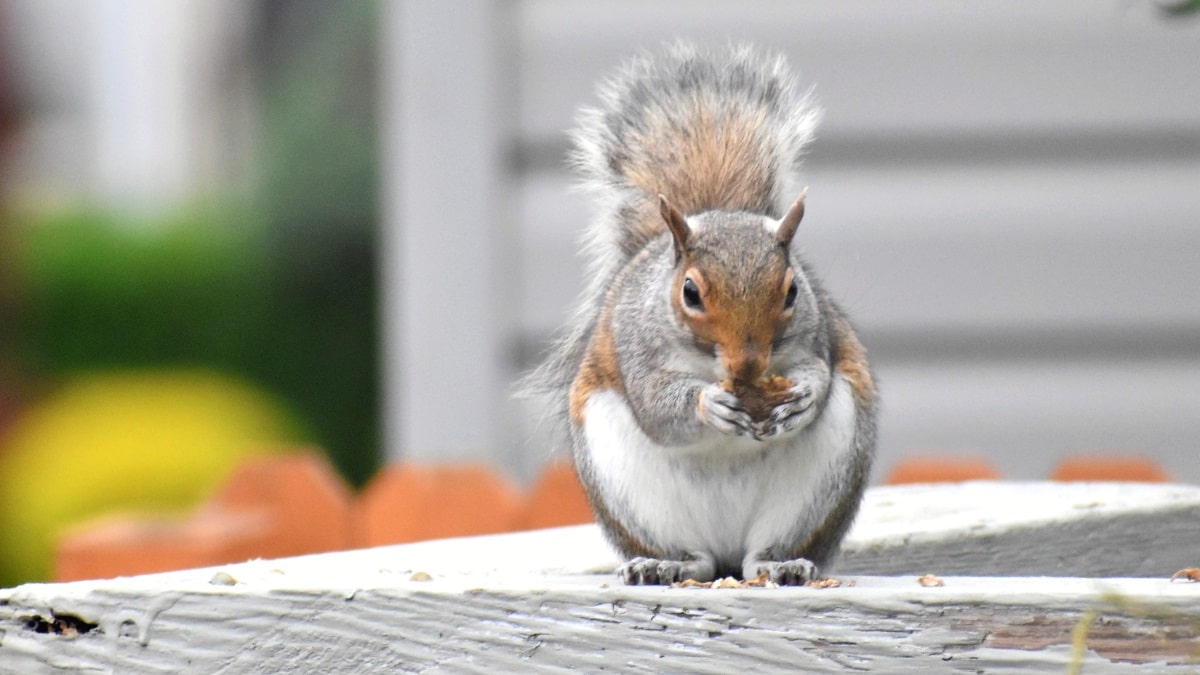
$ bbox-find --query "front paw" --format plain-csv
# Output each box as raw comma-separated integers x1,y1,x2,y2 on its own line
755,383,816,439
619,557,713,585
743,558,817,586
697,384,757,439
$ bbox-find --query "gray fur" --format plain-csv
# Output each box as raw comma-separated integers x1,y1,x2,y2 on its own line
521,44,821,412
608,216,830,445
572,42,821,268
520,44,875,584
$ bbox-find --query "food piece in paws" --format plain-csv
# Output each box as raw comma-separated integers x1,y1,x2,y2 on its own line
721,374,795,422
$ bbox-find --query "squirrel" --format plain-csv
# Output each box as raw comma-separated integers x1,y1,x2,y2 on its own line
523,43,877,586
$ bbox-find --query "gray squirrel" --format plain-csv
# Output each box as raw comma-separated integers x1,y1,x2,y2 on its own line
524,44,877,585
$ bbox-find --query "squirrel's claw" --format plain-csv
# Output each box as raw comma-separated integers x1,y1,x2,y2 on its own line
743,558,818,586
620,556,716,585
756,384,816,439
698,384,758,439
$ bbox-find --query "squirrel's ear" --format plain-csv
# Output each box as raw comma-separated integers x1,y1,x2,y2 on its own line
776,188,807,247
659,194,690,257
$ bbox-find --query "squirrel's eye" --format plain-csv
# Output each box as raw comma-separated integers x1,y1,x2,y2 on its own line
681,277,704,312
784,280,798,310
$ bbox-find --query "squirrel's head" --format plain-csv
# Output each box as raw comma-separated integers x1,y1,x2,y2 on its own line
660,191,812,385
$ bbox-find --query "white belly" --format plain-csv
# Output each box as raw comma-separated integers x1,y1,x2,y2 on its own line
581,376,858,568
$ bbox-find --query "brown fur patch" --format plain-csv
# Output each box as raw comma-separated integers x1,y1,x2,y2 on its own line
789,491,857,564
623,102,774,217
569,303,624,426
829,313,875,406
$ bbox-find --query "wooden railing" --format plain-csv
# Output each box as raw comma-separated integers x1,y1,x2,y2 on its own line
2,480,1198,671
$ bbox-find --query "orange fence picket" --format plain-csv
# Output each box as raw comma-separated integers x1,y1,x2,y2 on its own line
55,451,351,582
55,509,269,582
354,463,523,547
209,451,354,560
518,459,594,530
1050,454,1170,482
883,456,1001,485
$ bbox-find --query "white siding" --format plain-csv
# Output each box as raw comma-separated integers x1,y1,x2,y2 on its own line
484,1,1200,480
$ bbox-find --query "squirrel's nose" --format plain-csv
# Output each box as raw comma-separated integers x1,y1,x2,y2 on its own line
723,341,770,383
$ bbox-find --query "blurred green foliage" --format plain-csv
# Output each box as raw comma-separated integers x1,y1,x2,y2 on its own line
11,203,377,487
16,208,270,375
6,0,383,487
1159,0,1200,17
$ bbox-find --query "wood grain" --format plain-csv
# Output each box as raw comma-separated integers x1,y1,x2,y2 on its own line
3,482,1199,672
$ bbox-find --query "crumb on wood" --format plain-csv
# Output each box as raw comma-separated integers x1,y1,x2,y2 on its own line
804,578,846,589
209,571,238,586
670,574,780,589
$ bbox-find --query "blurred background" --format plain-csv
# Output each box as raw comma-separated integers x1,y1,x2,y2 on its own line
0,0,378,585
0,0,1197,586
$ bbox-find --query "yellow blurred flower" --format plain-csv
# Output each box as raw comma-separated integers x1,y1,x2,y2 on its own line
0,369,305,586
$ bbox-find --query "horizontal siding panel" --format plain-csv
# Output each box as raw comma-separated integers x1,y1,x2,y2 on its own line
515,1,1200,139
875,358,1200,483
516,160,1200,340
506,0,1199,482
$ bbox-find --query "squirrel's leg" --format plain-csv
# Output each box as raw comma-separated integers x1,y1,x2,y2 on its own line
742,554,818,586
619,552,717,585
757,356,831,440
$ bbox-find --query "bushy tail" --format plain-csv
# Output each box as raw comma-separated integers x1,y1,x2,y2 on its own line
571,43,822,265
517,44,820,439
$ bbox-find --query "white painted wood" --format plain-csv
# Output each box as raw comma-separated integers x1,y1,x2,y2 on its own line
840,481,1200,577
379,1,519,466
3,483,1199,672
